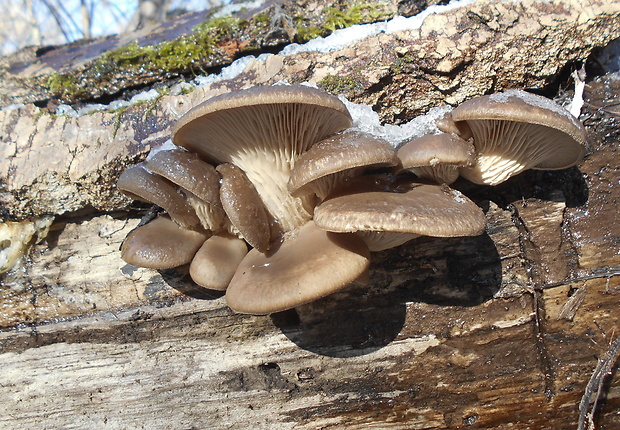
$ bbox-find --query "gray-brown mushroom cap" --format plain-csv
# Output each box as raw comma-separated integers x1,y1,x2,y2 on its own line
288,130,399,200
397,133,475,184
449,90,587,185
145,148,225,231
314,184,486,238
116,164,200,229
216,163,272,253
171,85,353,232
121,216,209,269
189,232,248,291
225,221,370,315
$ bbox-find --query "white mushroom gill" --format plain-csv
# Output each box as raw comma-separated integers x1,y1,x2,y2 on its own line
460,120,583,185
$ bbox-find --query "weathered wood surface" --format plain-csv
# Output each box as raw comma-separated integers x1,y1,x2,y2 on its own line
1,0,620,428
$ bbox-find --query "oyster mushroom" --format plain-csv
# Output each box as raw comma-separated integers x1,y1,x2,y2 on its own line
172,84,352,232
225,221,370,315
216,163,272,252
397,133,475,184
145,147,225,231
189,232,249,291
116,164,200,229
314,184,486,251
121,215,209,269
447,90,587,185
288,130,399,201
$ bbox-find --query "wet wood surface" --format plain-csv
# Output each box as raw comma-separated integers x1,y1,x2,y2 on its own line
1,0,619,428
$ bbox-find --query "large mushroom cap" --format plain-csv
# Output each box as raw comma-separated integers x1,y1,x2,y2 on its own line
397,133,475,184
314,184,486,238
450,90,587,185
121,216,208,269
171,85,352,232
225,221,370,315
288,130,398,200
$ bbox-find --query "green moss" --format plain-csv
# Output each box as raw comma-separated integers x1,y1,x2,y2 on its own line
252,12,270,27
112,106,128,139
45,72,82,98
392,53,416,75
318,74,360,95
295,3,389,43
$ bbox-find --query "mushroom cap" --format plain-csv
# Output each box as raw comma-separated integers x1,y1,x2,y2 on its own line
116,164,200,229
171,85,352,232
397,133,476,184
189,232,248,291
288,130,399,199
225,221,370,315
398,133,475,168
216,163,272,253
314,184,486,238
450,90,587,185
145,149,226,231
121,216,208,269
172,85,352,162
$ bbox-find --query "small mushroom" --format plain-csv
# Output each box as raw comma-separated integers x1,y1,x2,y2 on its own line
189,232,249,291
225,221,370,315
216,163,272,253
116,164,200,229
397,133,475,184
314,184,486,251
288,130,399,200
121,216,209,269
145,148,226,231
172,85,352,232
448,90,587,185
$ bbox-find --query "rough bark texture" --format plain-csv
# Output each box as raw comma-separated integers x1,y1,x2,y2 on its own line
1,0,620,429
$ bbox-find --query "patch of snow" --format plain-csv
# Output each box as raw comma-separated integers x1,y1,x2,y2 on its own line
130,88,160,104
193,54,260,87
1,103,25,112
568,69,586,118
145,139,185,161
56,104,79,117
342,96,452,148
281,0,476,56
212,0,266,18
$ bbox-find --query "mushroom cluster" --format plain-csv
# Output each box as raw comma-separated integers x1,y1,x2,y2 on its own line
117,85,586,315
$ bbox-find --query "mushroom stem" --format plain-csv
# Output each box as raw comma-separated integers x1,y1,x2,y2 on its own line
231,152,313,232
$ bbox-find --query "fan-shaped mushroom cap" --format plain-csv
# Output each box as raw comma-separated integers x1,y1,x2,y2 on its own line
172,85,352,232
121,216,209,269
145,148,225,231
189,232,248,291
216,163,272,253
288,130,399,200
398,133,475,184
449,90,587,185
314,184,486,251
225,221,370,315
116,164,200,229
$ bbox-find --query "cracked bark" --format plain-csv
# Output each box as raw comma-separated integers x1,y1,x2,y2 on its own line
0,0,619,428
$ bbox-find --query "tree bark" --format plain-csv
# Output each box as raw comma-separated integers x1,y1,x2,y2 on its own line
1,0,619,428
